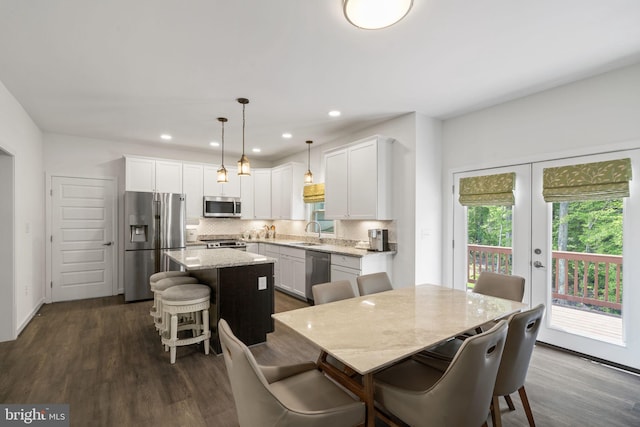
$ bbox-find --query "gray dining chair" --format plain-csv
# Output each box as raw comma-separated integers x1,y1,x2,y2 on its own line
374,320,508,427
421,271,525,361
491,304,545,427
356,272,392,296
218,319,365,427
312,280,355,305
311,280,357,377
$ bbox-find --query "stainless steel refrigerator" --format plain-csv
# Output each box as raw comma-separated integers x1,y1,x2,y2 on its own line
124,191,186,302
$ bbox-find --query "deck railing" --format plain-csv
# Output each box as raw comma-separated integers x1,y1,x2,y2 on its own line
467,244,623,314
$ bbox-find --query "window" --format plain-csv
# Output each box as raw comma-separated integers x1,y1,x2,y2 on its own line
306,202,334,234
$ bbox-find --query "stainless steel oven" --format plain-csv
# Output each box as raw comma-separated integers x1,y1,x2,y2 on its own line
201,239,247,251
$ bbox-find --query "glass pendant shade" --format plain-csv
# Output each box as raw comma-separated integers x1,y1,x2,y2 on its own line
237,154,251,176
216,117,229,183
343,0,413,30
236,97,251,176
304,170,313,184
217,165,229,183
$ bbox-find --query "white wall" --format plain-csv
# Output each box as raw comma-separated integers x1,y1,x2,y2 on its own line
440,61,640,285
0,79,45,339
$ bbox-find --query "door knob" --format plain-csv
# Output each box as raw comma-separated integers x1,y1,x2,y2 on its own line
533,261,545,268
103,242,113,246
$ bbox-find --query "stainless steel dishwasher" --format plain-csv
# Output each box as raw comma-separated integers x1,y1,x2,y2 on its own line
305,250,330,304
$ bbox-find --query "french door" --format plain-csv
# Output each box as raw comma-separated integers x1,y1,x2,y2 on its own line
453,150,640,370
531,150,640,370
452,164,532,303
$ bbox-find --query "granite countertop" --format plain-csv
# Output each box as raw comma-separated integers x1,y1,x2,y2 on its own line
164,248,276,270
246,238,396,257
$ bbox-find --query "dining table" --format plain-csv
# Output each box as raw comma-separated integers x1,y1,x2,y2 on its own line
272,283,527,427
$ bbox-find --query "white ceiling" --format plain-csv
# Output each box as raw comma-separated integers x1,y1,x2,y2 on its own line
1,0,640,161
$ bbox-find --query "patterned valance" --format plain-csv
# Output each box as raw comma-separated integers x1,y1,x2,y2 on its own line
543,158,632,202
459,173,515,207
303,183,325,203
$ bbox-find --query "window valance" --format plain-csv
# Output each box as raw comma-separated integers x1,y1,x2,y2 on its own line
303,183,325,203
459,172,515,207
543,158,632,202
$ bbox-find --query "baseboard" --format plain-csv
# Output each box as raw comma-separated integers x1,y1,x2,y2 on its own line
16,297,45,337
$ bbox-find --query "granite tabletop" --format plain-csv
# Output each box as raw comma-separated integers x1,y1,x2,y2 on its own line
164,248,276,270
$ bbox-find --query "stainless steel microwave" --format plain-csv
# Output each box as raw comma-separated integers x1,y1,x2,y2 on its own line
203,196,242,218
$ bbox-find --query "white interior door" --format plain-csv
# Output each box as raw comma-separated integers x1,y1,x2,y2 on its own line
531,150,640,370
452,164,532,303
51,176,116,302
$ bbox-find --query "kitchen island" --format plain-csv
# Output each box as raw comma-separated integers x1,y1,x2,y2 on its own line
164,248,276,353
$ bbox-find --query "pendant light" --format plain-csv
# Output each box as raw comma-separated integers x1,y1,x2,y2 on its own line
216,117,229,183
236,97,251,176
304,140,313,184
343,0,413,30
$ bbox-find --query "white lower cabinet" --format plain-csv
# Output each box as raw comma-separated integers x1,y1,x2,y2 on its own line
245,243,259,254
280,247,306,298
331,253,393,296
263,244,281,291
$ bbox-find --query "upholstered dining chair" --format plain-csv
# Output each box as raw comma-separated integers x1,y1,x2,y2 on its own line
473,271,525,303
491,304,545,427
421,271,525,361
374,321,508,427
311,280,357,376
312,280,355,305
218,319,365,427
356,272,392,296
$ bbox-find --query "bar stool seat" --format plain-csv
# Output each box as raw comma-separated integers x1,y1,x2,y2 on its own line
161,284,211,364
152,276,198,333
149,271,191,319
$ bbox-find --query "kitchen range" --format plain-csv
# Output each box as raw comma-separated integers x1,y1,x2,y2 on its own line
200,239,247,250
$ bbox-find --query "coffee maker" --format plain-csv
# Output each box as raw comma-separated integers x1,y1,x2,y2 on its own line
368,229,389,251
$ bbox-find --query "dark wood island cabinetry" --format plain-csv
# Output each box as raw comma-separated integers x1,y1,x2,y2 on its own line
164,248,275,353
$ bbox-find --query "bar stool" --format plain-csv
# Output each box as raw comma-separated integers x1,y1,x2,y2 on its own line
149,271,191,319
161,284,211,364
152,276,199,333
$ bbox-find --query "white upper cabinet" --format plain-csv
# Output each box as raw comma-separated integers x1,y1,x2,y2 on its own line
241,168,271,220
203,165,241,198
271,163,305,220
182,163,204,220
324,136,393,220
125,156,182,193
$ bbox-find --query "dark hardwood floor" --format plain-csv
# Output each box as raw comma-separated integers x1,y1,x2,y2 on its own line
1,291,639,427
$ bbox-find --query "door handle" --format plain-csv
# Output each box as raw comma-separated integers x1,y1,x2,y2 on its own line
103,242,113,246
533,261,545,268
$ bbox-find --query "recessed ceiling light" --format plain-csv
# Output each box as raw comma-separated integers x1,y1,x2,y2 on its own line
252,148,261,153
160,134,172,140
209,141,219,147
282,133,292,139
328,110,341,117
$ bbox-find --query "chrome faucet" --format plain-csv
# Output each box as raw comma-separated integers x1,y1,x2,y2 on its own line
305,221,322,238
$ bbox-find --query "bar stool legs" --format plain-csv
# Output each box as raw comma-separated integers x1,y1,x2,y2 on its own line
161,284,211,364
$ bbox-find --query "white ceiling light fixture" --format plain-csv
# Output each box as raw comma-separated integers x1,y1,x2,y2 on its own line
343,0,413,30
216,117,229,183
328,110,341,117
160,134,172,140
236,97,251,176
282,133,292,139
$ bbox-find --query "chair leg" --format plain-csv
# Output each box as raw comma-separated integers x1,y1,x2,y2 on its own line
203,308,210,355
170,313,178,364
504,394,516,411
491,396,502,427
518,386,536,427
